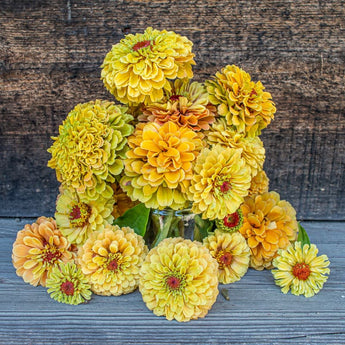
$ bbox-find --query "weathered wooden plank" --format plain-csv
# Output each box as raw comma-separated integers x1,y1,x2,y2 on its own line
1,219,344,344
1,0,345,219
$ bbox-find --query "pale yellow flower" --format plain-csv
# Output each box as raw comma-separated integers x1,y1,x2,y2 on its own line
206,118,265,176
101,27,195,105
206,65,276,137
139,237,219,322
272,242,330,297
78,225,148,296
55,187,114,246
190,145,251,220
204,231,250,284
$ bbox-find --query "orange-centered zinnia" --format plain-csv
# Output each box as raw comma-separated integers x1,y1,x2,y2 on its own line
292,263,311,280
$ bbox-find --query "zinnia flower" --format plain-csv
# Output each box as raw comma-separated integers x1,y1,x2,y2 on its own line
101,27,195,105
203,230,250,284
12,217,74,287
215,209,243,233
139,79,216,131
248,170,269,196
121,121,203,210
189,145,251,220
206,65,276,137
239,191,298,270
55,187,114,246
111,182,138,219
78,225,148,296
46,262,92,305
139,237,219,322
206,118,265,176
48,100,133,200
272,242,330,297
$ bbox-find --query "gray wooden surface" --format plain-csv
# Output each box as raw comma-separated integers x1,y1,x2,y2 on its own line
1,218,344,345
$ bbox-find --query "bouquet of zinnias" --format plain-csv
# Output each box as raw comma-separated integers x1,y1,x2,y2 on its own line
12,28,330,322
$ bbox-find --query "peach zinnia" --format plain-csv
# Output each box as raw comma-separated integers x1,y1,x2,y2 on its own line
12,217,74,287
139,79,216,131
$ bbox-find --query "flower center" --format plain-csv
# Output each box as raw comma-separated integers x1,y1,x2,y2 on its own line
107,259,119,271
216,250,233,268
132,40,153,51
106,253,122,272
43,247,62,263
166,276,181,289
218,181,231,194
292,263,311,280
61,281,75,296
69,202,91,227
169,94,182,102
223,211,240,228
165,272,186,294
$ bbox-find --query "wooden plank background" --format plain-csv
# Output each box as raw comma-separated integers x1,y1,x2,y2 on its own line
1,0,344,220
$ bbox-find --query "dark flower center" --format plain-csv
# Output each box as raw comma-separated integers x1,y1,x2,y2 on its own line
219,181,231,193
169,94,182,102
61,281,75,296
223,212,240,228
69,203,91,227
133,40,153,51
43,248,62,263
216,251,233,268
292,263,311,280
166,276,181,290
107,259,119,272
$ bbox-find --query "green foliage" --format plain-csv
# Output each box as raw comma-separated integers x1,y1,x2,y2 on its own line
113,203,150,237
297,222,311,246
194,215,214,242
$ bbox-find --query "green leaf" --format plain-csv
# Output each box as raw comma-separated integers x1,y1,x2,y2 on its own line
297,222,311,246
113,203,150,237
194,215,214,242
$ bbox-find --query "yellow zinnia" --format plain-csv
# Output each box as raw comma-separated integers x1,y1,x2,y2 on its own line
206,65,276,137
206,118,265,176
139,237,219,322
47,100,133,200
239,191,298,270
121,121,203,210
101,27,195,105
248,170,269,196
203,231,250,284
190,145,251,220
139,79,216,131
55,187,114,246
272,242,330,297
78,225,148,296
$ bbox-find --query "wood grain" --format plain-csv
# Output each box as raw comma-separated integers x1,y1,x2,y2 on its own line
1,0,344,219
1,218,344,344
